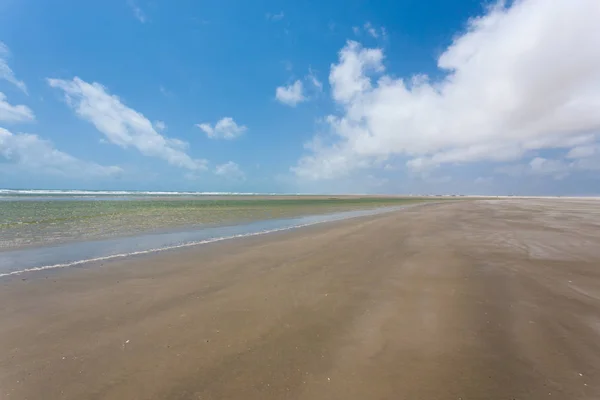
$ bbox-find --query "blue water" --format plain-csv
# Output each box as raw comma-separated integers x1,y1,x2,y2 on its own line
0,206,406,278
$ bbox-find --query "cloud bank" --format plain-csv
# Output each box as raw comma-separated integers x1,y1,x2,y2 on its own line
294,0,600,182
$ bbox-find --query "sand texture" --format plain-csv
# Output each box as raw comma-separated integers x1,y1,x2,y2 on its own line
1,199,600,399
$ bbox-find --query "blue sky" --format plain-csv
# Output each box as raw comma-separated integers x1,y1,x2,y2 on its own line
1,0,600,194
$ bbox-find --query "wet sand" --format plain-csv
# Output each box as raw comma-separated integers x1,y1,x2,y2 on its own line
1,199,600,399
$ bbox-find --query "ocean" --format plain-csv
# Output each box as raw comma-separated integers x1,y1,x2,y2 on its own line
0,191,425,277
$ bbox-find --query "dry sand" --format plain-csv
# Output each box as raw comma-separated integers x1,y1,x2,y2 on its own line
1,199,600,399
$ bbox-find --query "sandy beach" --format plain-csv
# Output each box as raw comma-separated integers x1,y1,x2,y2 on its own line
1,199,600,399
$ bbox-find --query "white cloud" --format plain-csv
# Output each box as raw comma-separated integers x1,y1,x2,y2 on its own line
166,137,188,151
127,0,147,23
353,23,386,39
0,42,27,94
364,22,379,38
293,0,600,181
214,161,245,180
275,71,322,107
196,117,247,140
529,157,570,179
275,80,306,107
329,41,383,103
266,11,284,21
48,77,207,170
0,127,122,177
566,145,598,159
0,92,34,122
307,68,323,91
154,120,166,132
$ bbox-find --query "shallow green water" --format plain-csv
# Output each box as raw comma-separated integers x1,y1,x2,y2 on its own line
0,197,429,250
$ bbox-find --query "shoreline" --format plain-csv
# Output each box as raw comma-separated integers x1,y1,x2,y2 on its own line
0,196,433,251
1,207,390,282
0,203,434,279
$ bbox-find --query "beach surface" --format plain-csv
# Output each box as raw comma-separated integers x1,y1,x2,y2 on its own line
1,199,600,399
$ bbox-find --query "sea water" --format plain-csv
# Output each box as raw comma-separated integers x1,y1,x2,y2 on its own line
0,205,407,278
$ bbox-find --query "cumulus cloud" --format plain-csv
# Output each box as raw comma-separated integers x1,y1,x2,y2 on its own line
196,117,246,140
276,71,322,107
0,127,122,177
48,77,207,170
214,161,245,180
275,80,306,107
0,42,27,94
0,92,34,122
329,41,383,103
293,0,600,181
